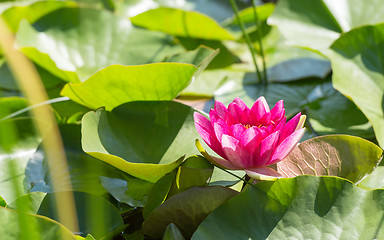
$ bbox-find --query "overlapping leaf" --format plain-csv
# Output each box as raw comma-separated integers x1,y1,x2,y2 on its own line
193,176,384,239
16,7,184,83
326,24,384,148
142,186,238,239
278,135,382,183
131,7,235,40
61,63,196,110
0,206,77,239
269,0,384,50
81,101,201,182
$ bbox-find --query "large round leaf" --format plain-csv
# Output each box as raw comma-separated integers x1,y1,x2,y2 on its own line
269,0,384,50
2,0,77,32
193,175,384,239
24,124,132,197
81,101,201,182
327,24,384,148
0,206,77,240
38,191,124,239
0,118,40,203
131,7,235,40
61,63,196,110
142,186,238,239
15,7,184,82
277,135,383,183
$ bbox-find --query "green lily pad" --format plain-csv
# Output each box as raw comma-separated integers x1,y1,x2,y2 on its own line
2,0,77,32
168,155,213,197
6,192,46,214
61,63,196,110
0,118,40,203
269,0,384,50
38,191,124,239
278,135,383,183
100,176,153,207
358,166,384,190
143,170,177,219
24,124,130,196
131,7,235,40
192,175,384,239
0,206,76,240
16,7,184,83
81,101,201,182
142,186,238,239
326,24,384,148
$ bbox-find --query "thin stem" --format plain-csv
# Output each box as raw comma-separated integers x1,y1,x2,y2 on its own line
229,0,263,84
251,0,268,85
219,167,255,188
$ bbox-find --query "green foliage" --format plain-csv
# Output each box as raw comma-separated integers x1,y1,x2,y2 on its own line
1,0,384,239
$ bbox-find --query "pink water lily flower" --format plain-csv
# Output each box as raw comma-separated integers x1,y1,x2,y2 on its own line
194,97,305,179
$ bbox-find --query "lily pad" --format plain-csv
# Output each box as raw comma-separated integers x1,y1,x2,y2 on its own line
142,186,238,239
326,24,384,148
0,118,40,203
131,7,235,40
193,175,384,239
38,191,124,239
81,101,201,182
277,135,383,183
269,0,384,50
24,124,130,196
61,63,196,110
16,7,184,82
0,206,76,240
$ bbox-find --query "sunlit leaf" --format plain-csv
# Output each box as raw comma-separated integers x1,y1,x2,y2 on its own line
327,24,384,148
81,101,201,182
131,7,235,40
269,0,384,50
16,7,184,83
61,63,196,110
0,206,76,239
278,135,383,183
193,176,384,239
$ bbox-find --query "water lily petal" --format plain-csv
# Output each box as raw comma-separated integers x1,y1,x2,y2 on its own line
252,130,281,168
259,111,272,126
195,139,240,170
241,126,268,150
221,134,249,169
213,122,231,144
269,128,305,165
228,101,249,124
282,112,302,139
270,100,285,122
209,155,241,170
230,124,246,139
233,97,249,110
245,166,281,180
194,112,225,157
250,96,270,121
211,102,235,125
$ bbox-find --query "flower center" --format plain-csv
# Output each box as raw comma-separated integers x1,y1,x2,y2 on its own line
243,120,275,129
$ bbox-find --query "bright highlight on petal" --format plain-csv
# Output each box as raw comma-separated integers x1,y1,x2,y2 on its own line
194,97,305,180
